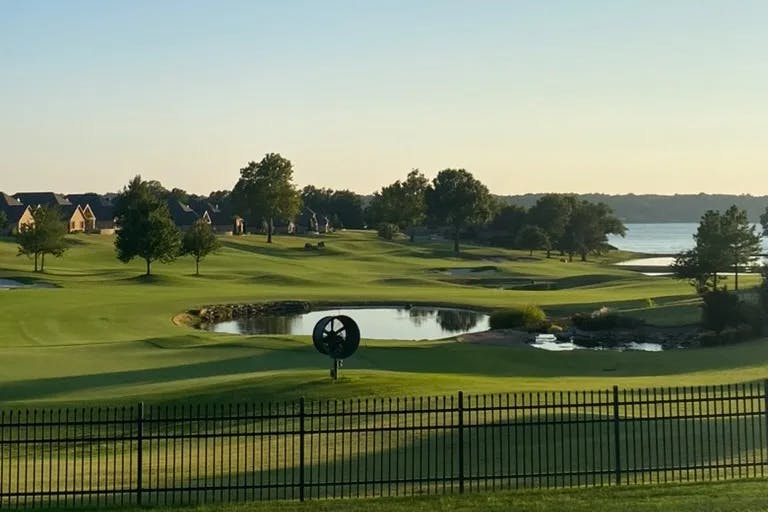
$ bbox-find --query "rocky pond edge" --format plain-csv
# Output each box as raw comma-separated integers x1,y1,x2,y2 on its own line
173,300,704,350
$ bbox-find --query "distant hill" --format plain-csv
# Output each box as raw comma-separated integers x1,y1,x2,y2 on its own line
499,194,768,223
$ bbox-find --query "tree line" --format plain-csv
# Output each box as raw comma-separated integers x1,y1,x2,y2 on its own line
148,154,626,259
503,193,768,223
9,152,633,273
367,169,626,259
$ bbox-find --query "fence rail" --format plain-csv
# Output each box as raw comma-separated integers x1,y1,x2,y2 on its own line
2,381,768,508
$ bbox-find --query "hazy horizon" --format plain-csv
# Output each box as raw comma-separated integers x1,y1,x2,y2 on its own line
3,1,767,195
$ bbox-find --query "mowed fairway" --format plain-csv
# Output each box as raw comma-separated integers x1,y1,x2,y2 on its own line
0,231,765,407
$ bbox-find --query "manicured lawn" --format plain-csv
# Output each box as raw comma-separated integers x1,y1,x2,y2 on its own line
0,231,765,407
42,480,768,512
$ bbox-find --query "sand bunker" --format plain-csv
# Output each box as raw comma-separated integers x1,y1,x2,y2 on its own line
0,279,56,290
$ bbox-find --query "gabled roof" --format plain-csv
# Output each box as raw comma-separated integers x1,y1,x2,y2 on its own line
208,210,233,226
0,204,31,224
166,200,199,226
66,193,115,220
0,192,22,207
187,198,220,214
59,204,82,219
14,192,72,208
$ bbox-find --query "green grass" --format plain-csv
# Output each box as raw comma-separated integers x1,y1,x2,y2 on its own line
39,480,768,511
0,231,765,407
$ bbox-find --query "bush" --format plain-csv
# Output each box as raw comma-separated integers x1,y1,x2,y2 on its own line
377,223,400,240
740,301,766,336
489,305,547,331
571,306,643,331
697,326,754,347
547,324,564,334
701,290,740,333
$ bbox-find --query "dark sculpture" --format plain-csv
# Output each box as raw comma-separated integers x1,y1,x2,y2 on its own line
312,315,360,379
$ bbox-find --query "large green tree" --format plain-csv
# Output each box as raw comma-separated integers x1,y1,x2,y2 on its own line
560,201,626,262
673,207,761,292
114,175,181,276
516,224,550,256
425,169,492,253
489,204,528,247
721,205,761,290
16,205,68,272
367,169,428,241
527,194,576,258
232,154,301,243
181,219,221,276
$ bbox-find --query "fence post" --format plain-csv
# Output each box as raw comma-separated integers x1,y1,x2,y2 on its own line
764,380,768,462
458,391,465,494
299,397,306,502
612,386,621,485
137,402,144,505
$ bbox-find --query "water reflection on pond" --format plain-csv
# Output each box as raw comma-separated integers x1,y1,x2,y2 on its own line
202,307,490,340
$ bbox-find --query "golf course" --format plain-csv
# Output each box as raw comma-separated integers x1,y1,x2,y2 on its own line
0,230,766,408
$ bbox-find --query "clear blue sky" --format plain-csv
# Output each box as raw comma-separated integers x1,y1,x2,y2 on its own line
2,0,767,195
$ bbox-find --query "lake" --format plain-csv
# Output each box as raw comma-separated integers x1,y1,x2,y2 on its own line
608,223,768,255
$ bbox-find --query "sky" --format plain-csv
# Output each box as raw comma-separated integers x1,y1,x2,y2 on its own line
1,0,768,196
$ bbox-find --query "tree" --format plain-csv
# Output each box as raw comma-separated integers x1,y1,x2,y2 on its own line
516,224,550,256
367,170,428,241
329,190,365,229
16,205,68,272
671,249,712,294
303,187,365,229
560,201,626,261
425,169,492,253
231,154,301,243
527,194,575,258
672,207,761,292
114,175,181,276
721,205,761,291
181,219,221,276
489,204,528,247
397,170,429,241
760,206,768,236
0,211,7,233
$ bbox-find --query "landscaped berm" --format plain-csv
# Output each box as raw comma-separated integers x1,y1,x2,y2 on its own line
1,231,768,511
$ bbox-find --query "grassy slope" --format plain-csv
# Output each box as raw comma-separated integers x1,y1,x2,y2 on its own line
0,231,765,407
44,480,768,512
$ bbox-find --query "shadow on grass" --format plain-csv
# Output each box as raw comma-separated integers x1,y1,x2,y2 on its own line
5,330,768,403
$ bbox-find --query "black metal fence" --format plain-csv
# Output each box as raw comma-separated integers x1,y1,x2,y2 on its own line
2,381,768,509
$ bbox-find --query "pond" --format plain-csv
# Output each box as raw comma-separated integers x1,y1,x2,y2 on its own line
530,334,664,352
202,306,490,340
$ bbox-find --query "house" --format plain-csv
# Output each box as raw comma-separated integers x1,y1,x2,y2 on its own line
166,200,200,231
186,197,244,234
13,192,87,234
199,209,241,234
67,193,116,234
0,193,35,235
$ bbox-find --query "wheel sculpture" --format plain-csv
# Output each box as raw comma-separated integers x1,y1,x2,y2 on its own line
312,315,360,379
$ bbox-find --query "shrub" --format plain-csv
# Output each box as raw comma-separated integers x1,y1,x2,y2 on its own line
701,290,740,333
697,326,754,347
571,306,643,331
739,301,766,336
377,223,400,240
547,324,564,334
489,305,547,331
